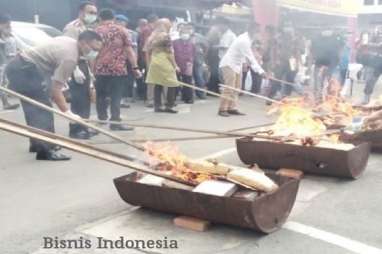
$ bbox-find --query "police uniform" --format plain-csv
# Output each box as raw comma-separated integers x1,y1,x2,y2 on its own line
6,36,78,156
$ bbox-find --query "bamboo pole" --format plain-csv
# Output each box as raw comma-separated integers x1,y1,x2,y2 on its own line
0,118,269,190
88,123,276,145
87,119,286,141
219,84,282,105
0,86,145,152
0,118,195,186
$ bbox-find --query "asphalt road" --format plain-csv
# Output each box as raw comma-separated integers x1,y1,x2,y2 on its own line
0,90,382,254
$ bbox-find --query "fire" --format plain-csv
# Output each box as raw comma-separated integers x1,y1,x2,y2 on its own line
143,142,213,184
272,105,326,138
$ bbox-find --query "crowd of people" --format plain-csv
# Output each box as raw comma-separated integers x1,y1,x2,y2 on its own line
1,1,382,161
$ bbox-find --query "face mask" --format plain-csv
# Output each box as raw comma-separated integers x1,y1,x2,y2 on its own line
84,14,97,25
84,50,98,60
180,33,190,40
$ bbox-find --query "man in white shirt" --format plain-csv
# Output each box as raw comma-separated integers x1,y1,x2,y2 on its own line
218,23,266,117
218,20,237,59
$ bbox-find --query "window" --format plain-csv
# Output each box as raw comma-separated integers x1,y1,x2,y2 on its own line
364,0,374,5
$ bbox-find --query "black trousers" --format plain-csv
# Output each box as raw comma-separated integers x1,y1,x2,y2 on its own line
123,68,135,99
6,56,55,153
136,56,147,100
69,60,91,134
207,48,220,93
154,85,176,110
242,69,263,94
95,75,126,122
179,74,193,102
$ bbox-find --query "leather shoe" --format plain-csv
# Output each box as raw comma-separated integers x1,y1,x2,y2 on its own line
228,109,246,116
110,124,135,131
36,150,71,161
70,130,90,140
164,108,178,114
155,108,166,113
218,111,230,117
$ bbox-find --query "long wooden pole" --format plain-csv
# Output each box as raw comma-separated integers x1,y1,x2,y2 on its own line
88,123,277,144
0,86,145,152
87,119,285,141
219,84,282,105
0,118,195,186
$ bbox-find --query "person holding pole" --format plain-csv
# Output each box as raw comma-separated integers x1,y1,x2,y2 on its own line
218,22,267,117
5,31,103,161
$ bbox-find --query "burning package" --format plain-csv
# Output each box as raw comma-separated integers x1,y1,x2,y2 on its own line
142,142,278,193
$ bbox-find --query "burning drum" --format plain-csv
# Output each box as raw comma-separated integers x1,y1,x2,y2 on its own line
340,129,382,152
114,172,300,234
236,138,371,179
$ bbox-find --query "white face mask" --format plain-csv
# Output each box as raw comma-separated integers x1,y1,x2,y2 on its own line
84,50,98,60
84,14,97,25
180,33,190,40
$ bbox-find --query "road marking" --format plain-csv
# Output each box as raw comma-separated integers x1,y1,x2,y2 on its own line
198,147,236,160
283,221,382,254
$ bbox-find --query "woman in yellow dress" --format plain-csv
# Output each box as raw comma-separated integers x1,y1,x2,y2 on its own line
146,18,179,113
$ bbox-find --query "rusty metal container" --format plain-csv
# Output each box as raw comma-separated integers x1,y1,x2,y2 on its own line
340,130,382,152
236,138,371,179
114,172,300,234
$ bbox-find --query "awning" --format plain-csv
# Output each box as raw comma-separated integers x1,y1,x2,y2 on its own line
277,0,360,17
107,0,232,10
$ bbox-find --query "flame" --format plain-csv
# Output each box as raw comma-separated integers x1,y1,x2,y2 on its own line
143,142,212,184
272,105,326,138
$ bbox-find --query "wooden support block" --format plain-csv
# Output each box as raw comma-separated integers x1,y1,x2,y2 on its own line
277,169,304,180
173,216,211,232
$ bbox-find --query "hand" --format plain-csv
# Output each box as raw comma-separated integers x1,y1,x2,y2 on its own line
73,66,86,84
175,66,181,73
133,69,143,79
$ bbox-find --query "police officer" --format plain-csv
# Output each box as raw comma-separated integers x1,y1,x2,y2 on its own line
6,31,103,161
63,1,98,139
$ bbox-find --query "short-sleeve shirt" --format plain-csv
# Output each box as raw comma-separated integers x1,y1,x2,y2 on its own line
95,21,132,76
21,36,79,84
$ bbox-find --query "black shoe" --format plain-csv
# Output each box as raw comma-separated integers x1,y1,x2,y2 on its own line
164,108,178,114
154,108,166,113
70,130,91,140
36,150,71,161
110,124,135,131
218,111,230,117
3,103,20,110
184,100,194,104
228,109,246,116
